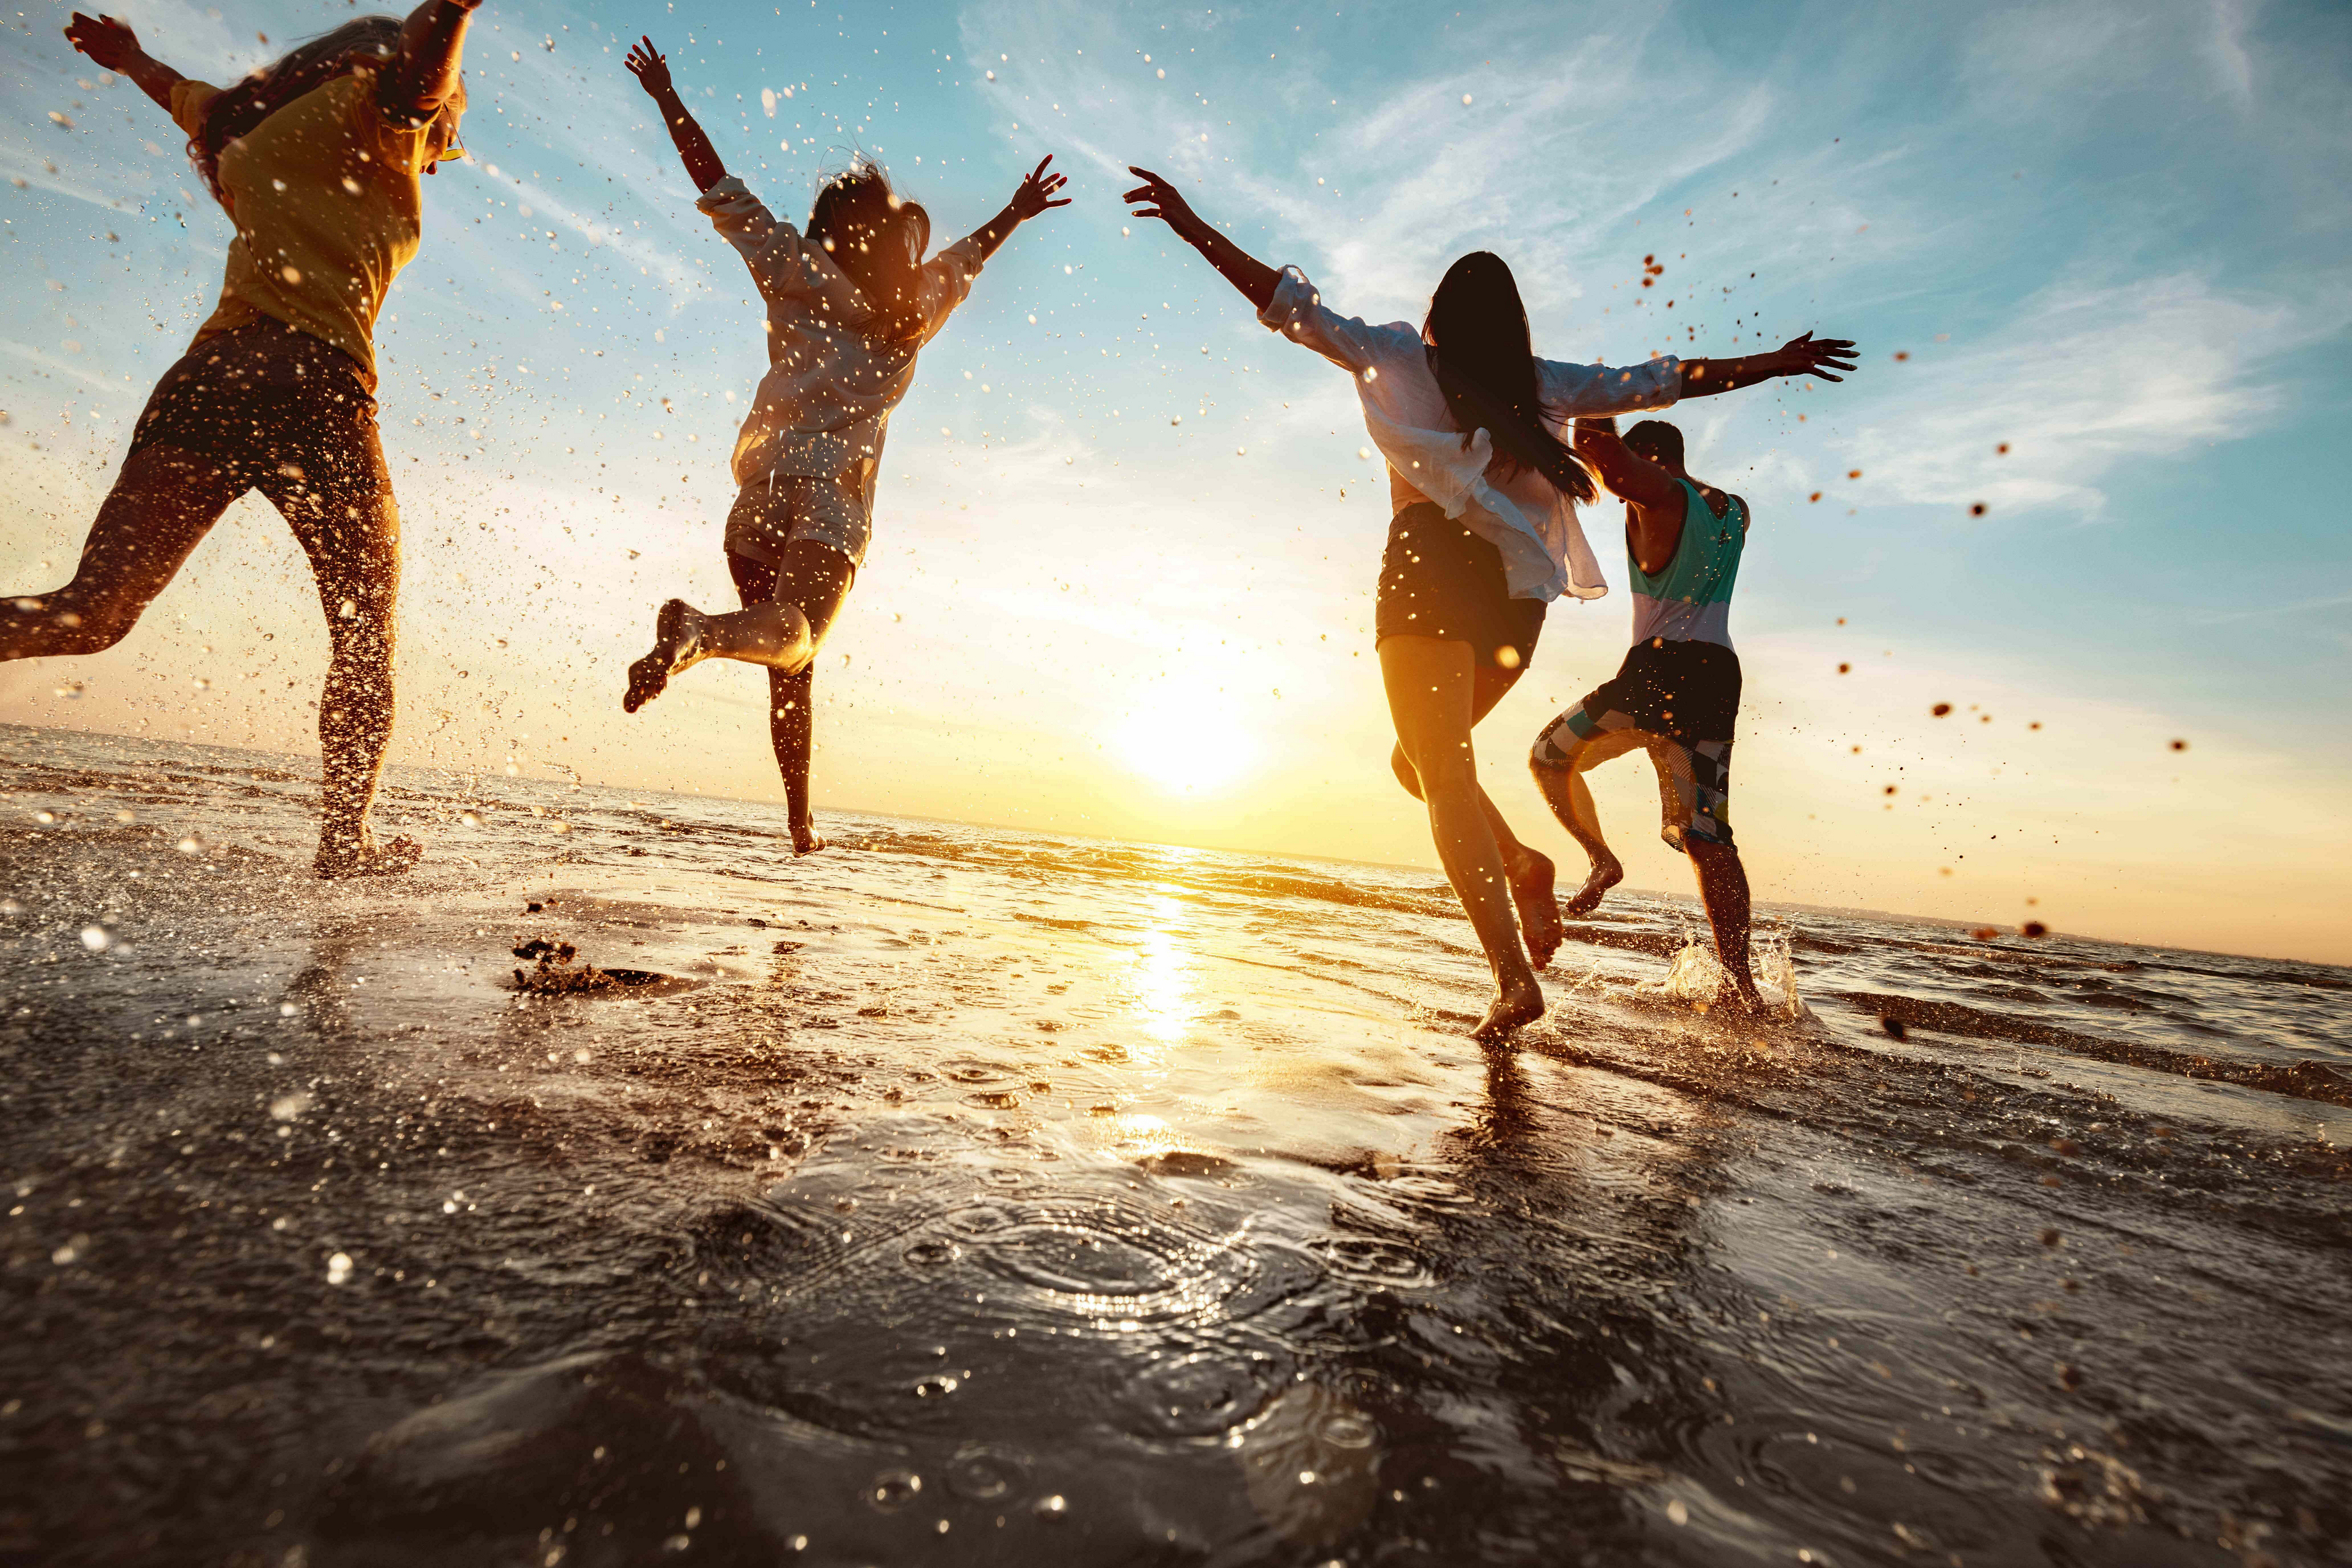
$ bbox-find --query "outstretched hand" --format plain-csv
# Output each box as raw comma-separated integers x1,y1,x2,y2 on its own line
1008,155,1071,219
64,11,141,72
1776,330,1859,383
624,35,672,97
1123,166,1204,237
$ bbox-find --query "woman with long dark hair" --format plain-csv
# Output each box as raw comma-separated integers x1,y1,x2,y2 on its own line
618,36,1067,856
7,4,481,877
1122,169,1854,1039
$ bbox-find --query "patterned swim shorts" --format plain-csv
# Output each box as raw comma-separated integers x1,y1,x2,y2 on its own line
1530,640,1741,849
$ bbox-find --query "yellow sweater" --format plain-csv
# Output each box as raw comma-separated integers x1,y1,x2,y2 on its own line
171,71,431,390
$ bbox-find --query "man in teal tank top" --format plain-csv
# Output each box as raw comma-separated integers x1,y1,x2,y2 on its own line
1527,417,1763,1010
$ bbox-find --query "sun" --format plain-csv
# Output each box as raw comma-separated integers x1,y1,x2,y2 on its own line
1109,684,1260,793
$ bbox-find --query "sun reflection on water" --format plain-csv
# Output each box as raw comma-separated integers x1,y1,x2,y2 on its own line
1130,891,1201,1045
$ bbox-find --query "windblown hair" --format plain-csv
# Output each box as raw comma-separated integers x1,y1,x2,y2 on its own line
1622,420,1685,468
187,16,405,203
1422,251,1595,503
808,159,931,341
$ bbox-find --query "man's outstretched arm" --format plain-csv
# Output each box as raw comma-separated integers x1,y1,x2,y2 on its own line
1680,330,1858,399
625,35,726,192
1574,417,1685,575
1571,417,1680,508
63,13,183,111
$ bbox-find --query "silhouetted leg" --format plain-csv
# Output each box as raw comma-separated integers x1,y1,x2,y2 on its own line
1389,658,1560,966
259,425,414,878
1686,839,1761,1006
0,444,243,660
731,542,853,855
1528,723,1647,918
1380,635,1542,1042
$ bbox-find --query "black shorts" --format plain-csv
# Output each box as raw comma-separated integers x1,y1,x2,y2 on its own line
1564,639,1743,744
127,322,380,491
1374,502,1545,671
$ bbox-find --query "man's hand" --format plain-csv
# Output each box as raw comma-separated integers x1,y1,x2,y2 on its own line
1007,155,1071,220
1123,167,1204,240
1772,330,1858,383
624,35,673,98
64,12,142,73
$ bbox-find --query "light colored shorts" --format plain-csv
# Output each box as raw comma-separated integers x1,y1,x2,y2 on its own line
724,460,875,569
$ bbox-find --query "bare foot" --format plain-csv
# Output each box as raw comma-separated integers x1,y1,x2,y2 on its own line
1508,849,1562,968
1561,852,1622,918
624,598,707,714
791,821,828,855
315,833,422,879
1720,981,1768,1015
1473,976,1545,1042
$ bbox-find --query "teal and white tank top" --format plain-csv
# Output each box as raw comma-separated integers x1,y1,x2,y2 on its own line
1628,479,1745,648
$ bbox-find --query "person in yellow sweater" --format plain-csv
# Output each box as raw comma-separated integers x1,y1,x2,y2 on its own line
3,4,480,877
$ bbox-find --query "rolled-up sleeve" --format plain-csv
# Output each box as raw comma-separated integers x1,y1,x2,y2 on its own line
697,176,862,314
1538,354,1683,422
168,79,221,139
1255,266,1416,375
912,237,985,343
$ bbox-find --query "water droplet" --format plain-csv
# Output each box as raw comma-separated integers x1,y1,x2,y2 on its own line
79,926,109,952
1667,1498,1690,1525
913,1373,959,1397
866,1469,921,1512
34,810,57,825
326,1252,353,1284
1033,1494,1068,1522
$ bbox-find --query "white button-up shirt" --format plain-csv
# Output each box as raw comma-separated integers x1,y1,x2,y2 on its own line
697,175,986,487
1258,266,1683,603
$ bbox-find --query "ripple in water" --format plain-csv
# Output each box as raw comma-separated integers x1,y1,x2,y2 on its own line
863,1468,921,1514
944,1443,1030,1501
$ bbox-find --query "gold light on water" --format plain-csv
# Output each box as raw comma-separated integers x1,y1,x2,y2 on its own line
1130,892,1201,1045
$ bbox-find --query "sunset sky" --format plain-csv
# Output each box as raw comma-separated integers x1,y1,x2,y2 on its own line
3,0,2348,964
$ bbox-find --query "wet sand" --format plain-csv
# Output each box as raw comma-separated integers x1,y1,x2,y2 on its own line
2,725,2348,1566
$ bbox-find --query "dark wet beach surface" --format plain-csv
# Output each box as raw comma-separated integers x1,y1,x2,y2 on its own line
1,724,2348,1566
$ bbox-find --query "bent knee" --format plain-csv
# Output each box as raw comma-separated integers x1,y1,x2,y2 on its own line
1388,743,1424,799
7,599,137,656
1529,730,1578,775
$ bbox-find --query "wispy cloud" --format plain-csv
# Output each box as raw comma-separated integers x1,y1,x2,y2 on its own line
1840,271,2347,517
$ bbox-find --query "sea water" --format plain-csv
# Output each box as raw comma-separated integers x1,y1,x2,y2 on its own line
2,723,2346,1565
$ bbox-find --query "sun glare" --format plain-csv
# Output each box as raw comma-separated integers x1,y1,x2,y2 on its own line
1111,686,1259,793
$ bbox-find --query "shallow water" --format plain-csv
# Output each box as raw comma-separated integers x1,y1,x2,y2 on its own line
1,722,2346,1567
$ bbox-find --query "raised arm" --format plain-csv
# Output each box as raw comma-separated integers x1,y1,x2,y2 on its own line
963,155,1070,263
1679,330,1858,399
625,35,725,192
1573,417,1685,574
1571,417,1680,509
383,0,481,122
1122,167,1278,311
62,14,183,112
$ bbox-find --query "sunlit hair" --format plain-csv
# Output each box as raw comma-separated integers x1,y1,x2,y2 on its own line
189,17,423,203
1622,420,1685,467
808,158,931,340
1422,251,1595,503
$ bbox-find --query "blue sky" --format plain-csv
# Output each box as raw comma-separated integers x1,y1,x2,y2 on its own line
3,0,2349,962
